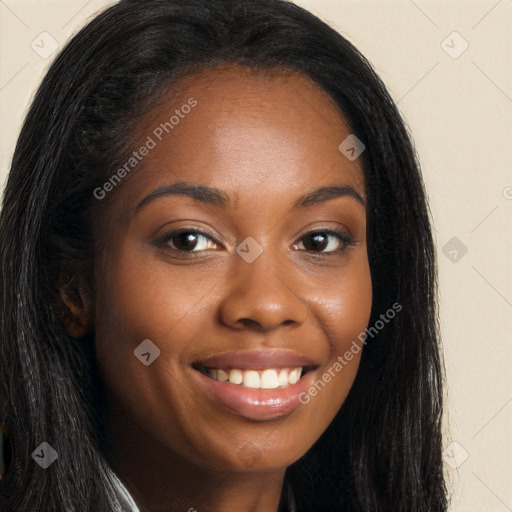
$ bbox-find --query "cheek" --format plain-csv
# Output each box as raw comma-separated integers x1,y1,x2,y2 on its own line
94,238,216,353
300,256,372,415
92,245,220,459
313,256,373,353
92,240,211,410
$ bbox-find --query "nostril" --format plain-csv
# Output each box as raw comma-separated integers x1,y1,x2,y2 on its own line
239,318,259,328
237,318,297,329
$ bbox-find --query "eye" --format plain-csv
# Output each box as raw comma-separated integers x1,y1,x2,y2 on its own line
156,228,219,253
154,227,355,256
294,229,355,254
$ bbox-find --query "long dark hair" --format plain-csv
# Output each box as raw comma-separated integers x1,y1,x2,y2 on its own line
0,0,447,510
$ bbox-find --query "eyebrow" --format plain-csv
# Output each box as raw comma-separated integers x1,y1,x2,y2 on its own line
293,185,365,208
134,181,365,213
135,182,230,211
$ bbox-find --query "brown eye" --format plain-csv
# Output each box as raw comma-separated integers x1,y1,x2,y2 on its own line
303,233,330,252
172,232,201,251
160,229,218,252
296,229,355,254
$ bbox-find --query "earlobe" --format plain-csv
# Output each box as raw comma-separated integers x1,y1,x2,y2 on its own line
59,275,93,338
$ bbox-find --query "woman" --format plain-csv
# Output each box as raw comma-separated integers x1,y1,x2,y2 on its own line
0,0,447,510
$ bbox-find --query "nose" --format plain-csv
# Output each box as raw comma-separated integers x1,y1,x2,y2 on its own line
218,250,310,331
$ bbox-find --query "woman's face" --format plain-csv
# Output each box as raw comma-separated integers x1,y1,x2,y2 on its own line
92,67,372,474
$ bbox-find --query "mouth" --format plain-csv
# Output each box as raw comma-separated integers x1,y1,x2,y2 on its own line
192,365,316,389
190,350,320,421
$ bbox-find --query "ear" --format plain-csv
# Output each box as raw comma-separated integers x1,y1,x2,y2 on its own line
58,274,93,338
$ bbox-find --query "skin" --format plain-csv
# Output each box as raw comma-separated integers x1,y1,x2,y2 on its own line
63,66,372,512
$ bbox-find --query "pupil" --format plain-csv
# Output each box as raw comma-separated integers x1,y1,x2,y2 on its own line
175,232,197,251
307,233,327,251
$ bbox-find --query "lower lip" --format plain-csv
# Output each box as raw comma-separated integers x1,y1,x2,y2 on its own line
191,368,317,421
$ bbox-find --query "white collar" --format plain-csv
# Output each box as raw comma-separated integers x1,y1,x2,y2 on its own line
106,466,141,512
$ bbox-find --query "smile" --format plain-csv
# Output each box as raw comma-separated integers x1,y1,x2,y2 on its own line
195,366,304,389
190,349,320,421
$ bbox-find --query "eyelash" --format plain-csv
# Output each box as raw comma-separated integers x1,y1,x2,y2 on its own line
154,227,356,257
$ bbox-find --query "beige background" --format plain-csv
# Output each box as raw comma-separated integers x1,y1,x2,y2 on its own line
1,1,511,510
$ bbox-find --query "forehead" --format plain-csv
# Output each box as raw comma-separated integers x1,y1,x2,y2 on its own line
116,65,366,214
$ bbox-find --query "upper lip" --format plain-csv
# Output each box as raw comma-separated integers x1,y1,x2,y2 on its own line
192,349,320,371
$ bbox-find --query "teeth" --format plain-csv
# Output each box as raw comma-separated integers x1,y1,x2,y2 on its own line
206,367,303,389
278,369,288,387
261,369,279,389
243,370,260,389
288,368,300,384
217,369,229,382
228,369,243,385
